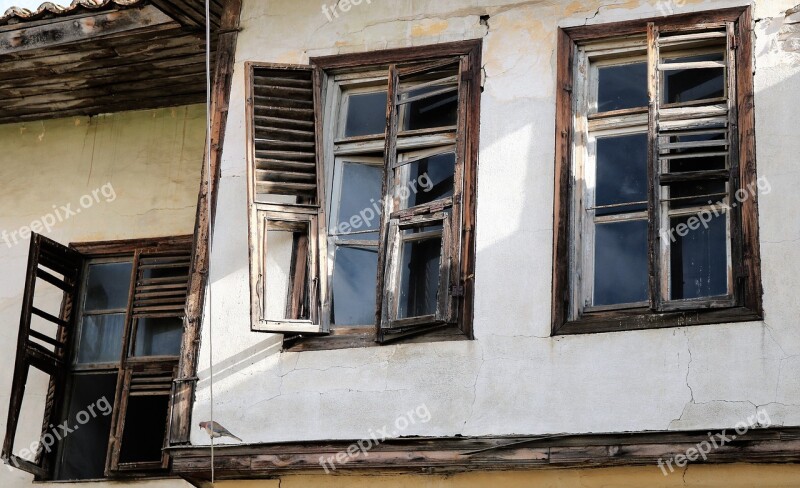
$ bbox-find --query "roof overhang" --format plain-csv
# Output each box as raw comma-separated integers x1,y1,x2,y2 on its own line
0,0,225,123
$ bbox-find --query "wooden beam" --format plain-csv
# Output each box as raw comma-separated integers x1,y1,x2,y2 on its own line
169,428,800,480
169,0,243,446
0,5,176,56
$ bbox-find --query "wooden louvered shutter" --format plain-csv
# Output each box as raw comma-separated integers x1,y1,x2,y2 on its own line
106,246,190,473
248,64,319,201
246,63,328,335
3,234,83,479
649,22,740,311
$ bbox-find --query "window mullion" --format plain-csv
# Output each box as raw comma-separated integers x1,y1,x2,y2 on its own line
647,22,664,312
375,64,400,338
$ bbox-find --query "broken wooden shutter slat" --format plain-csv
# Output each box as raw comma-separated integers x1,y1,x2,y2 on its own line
247,62,328,335
654,23,738,310
3,233,83,479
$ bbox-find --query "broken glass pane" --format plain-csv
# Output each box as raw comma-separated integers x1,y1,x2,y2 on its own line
595,133,648,215
403,152,455,208
332,246,379,326
264,221,310,321
119,394,169,464
335,162,383,234
670,212,727,299
398,226,442,318
663,53,725,105
597,62,648,112
344,90,387,137
77,314,125,364
84,262,132,311
55,373,116,480
593,220,648,306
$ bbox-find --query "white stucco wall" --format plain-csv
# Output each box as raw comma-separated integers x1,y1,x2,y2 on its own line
0,106,204,487
190,0,800,447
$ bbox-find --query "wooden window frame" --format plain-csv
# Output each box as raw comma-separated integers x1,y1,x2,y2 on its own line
245,40,482,351
2,234,191,481
552,6,762,335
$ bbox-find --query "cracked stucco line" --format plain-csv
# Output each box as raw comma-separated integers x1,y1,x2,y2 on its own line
463,342,485,430
668,330,695,428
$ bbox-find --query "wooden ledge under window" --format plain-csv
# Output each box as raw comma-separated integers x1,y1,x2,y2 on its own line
554,306,762,336
283,325,469,352
169,427,800,481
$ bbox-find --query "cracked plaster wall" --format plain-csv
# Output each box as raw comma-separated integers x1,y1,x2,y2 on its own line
194,0,800,447
0,106,206,488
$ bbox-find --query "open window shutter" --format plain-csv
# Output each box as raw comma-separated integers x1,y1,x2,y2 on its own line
378,57,470,343
106,247,189,474
3,233,82,479
650,22,739,311
246,63,328,335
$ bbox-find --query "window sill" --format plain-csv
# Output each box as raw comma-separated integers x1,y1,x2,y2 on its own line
554,306,762,335
283,324,469,352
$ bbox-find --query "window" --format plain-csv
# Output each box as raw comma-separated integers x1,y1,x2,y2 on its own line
552,7,762,334
245,41,481,346
3,233,191,480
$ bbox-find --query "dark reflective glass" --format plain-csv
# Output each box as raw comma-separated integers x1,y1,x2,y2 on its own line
56,373,116,480
403,86,458,131
405,152,455,208
669,156,727,173
84,262,132,311
663,53,725,104
332,246,378,326
670,213,727,299
596,133,648,215
344,91,388,137
133,317,183,357
594,220,648,306
335,162,383,233
669,180,726,209
597,62,648,112
398,234,442,318
119,395,170,464
77,314,125,364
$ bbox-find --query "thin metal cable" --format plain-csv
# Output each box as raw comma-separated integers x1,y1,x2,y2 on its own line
204,0,215,483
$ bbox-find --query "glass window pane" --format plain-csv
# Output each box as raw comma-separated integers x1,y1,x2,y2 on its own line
398,229,442,318
335,162,383,234
118,395,169,464
596,133,648,215
594,220,648,306
663,53,725,105
84,262,132,311
133,317,183,357
670,212,728,299
55,373,116,480
597,62,648,112
402,86,458,131
264,221,310,321
668,180,727,209
332,247,378,326
403,152,455,208
76,314,125,364
344,91,387,138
